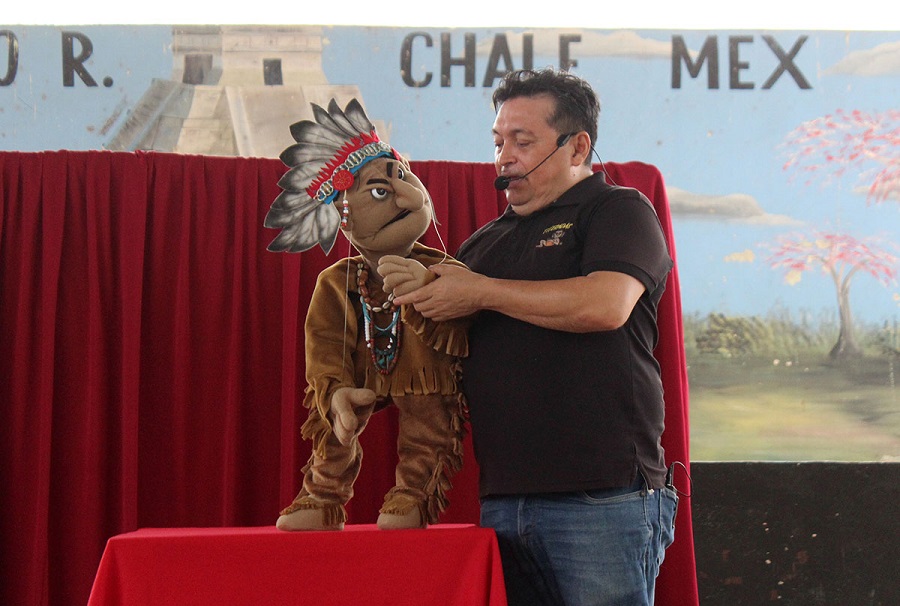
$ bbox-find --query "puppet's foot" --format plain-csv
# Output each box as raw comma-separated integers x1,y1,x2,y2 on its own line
376,509,423,530
276,496,346,531
276,509,344,531
377,491,426,530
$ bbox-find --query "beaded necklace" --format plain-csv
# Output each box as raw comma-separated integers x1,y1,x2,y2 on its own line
356,262,401,374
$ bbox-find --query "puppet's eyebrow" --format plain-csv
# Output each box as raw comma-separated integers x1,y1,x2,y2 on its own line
366,178,390,186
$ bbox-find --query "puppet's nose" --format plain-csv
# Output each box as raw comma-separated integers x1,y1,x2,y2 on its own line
393,178,427,211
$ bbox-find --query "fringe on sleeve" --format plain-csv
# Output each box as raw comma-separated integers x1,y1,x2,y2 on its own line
400,306,470,357
401,243,472,357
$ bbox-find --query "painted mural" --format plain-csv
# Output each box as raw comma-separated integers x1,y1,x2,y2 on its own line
2,25,899,462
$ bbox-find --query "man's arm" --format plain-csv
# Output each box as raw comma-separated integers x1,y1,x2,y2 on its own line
391,263,645,333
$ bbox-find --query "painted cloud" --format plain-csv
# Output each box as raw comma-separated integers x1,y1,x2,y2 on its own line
476,30,671,59
825,41,900,76
667,186,802,225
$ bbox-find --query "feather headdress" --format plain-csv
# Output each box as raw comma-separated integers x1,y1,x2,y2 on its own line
265,98,397,253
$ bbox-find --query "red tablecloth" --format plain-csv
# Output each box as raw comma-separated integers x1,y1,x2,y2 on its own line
88,524,507,606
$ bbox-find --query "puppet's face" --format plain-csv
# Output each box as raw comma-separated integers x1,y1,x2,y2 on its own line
341,157,432,258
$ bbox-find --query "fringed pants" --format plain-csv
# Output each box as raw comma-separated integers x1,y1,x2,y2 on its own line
281,393,465,526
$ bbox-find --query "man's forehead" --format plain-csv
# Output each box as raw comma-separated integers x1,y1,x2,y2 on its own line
493,98,555,135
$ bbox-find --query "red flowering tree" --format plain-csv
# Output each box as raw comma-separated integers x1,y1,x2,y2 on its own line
781,108,900,204
765,230,898,359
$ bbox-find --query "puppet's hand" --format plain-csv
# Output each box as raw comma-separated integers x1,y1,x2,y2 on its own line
330,387,376,446
378,255,436,298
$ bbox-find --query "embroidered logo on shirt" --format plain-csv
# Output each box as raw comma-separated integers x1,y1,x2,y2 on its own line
536,223,573,248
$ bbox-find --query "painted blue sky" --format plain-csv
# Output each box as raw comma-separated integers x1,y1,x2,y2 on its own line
321,27,900,324
2,25,900,324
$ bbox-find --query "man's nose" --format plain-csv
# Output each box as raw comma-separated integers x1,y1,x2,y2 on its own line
495,145,514,171
393,178,426,210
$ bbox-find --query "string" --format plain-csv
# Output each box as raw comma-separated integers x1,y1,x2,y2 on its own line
428,201,450,265
340,218,354,377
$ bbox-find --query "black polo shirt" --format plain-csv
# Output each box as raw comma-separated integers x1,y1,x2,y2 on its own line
458,172,673,496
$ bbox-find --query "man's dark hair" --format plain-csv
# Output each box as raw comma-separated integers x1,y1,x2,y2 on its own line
492,68,600,154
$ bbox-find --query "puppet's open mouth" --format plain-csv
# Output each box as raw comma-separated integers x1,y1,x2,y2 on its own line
382,210,411,228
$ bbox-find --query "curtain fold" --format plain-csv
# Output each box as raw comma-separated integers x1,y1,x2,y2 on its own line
0,151,697,606
605,161,696,599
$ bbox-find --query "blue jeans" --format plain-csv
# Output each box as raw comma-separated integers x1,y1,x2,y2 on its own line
480,477,678,606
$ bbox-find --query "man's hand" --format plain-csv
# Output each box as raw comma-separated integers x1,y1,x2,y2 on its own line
330,387,376,446
391,263,483,321
394,266,645,333
377,255,435,298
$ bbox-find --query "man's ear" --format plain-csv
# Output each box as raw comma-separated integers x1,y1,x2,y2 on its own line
571,132,592,166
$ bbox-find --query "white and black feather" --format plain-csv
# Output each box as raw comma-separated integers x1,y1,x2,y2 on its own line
265,98,377,254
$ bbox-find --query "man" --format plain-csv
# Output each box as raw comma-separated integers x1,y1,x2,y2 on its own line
382,68,678,605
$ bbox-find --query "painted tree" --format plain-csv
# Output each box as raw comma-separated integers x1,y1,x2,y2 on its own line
782,108,900,204
765,230,898,359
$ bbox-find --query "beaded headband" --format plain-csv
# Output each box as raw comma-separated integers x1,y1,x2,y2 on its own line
264,98,398,254
308,136,396,206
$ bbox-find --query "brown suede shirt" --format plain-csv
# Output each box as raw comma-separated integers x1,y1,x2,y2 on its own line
301,243,469,453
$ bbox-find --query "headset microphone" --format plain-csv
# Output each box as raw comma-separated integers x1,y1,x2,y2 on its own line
493,133,574,191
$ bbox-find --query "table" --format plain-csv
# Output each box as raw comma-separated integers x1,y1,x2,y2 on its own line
87,524,507,605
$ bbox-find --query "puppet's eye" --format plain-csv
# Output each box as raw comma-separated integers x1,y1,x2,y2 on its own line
397,167,405,180
371,188,390,200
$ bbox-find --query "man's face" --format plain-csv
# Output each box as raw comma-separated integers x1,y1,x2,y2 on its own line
342,157,432,258
492,94,573,216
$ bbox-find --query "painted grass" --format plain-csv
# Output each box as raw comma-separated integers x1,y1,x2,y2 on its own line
687,355,900,461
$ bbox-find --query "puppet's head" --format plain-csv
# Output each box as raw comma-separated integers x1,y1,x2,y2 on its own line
265,99,433,260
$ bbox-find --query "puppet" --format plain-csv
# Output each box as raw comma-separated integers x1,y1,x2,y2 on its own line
265,99,468,530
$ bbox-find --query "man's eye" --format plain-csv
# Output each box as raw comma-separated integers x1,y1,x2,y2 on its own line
371,188,390,200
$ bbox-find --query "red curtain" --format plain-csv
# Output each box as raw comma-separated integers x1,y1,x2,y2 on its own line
0,151,697,606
